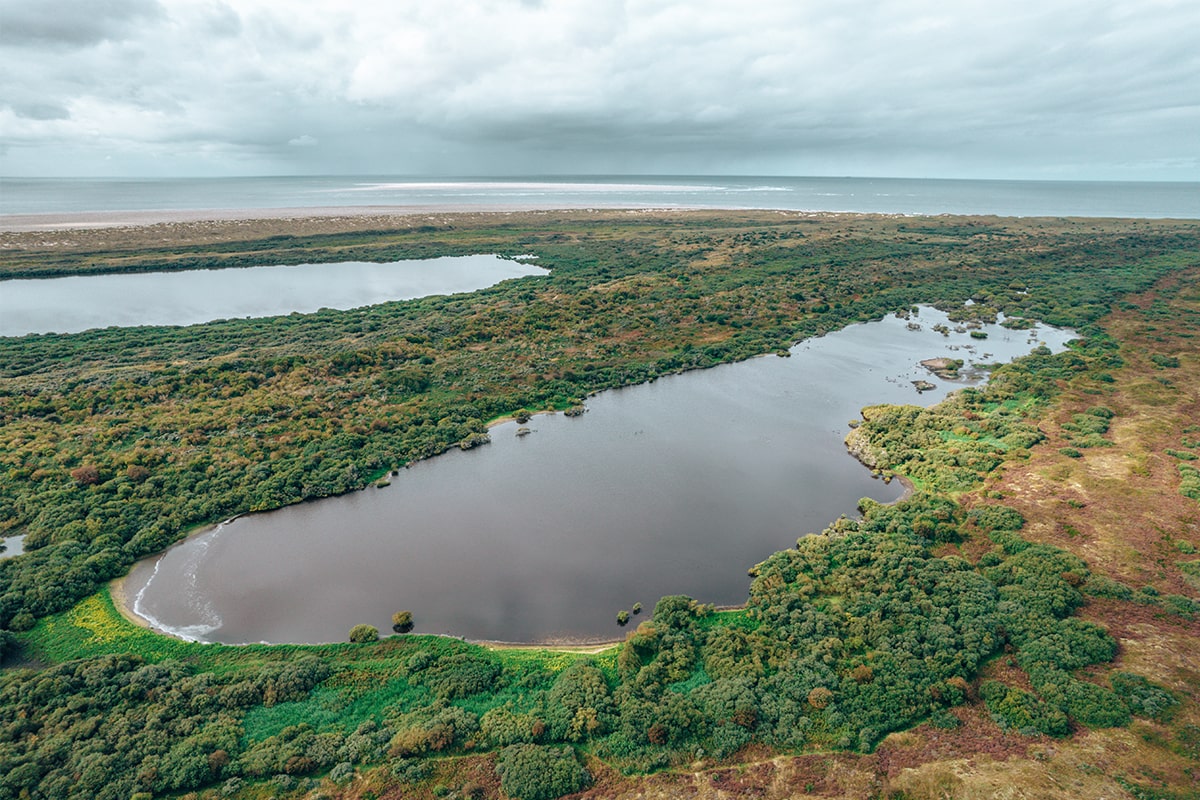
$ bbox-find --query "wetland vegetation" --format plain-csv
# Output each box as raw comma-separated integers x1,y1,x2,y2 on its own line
1,210,1198,799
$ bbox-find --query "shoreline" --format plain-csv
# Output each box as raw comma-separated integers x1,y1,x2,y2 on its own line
108,385,922,652
0,203,712,233
108,576,155,633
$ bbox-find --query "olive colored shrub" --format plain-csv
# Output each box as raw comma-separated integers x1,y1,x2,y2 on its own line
416,652,502,700
1110,673,1179,722
348,624,379,643
496,744,591,800
981,681,1070,736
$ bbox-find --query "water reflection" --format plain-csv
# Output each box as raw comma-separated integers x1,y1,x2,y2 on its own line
125,307,1076,644
0,255,546,337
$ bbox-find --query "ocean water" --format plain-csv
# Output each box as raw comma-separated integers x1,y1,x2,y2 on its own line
3,175,1197,219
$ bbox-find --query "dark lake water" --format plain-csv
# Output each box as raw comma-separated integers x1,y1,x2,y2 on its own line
125,307,1076,645
0,255,545,337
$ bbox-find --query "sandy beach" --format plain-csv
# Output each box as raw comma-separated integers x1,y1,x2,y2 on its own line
0,202,704,234
107,575,155,633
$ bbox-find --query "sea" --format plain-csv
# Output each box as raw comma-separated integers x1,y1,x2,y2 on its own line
2,175,1198,219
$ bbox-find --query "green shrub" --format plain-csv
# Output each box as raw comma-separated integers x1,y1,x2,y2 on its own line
418,652,501,699
980,681,1069,737
329,761,355,784
348,624,379,644
1180,464,1200,501
1082,574,1133,601
392,610,414,633
929,709,961,730
967,505,1026,533
1058,678,1129,728
496,744,591,800
1151,354,1180,368
1110,673,1179,722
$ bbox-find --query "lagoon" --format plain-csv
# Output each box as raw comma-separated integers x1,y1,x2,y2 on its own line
0,255,546,337
124,307,1076,645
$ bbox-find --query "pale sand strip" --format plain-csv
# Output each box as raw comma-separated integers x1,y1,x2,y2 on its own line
108,576,154,632
0,202,697,233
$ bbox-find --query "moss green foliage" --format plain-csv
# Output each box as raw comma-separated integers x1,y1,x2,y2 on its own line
0,214,1197,797
1110,673,1179,722
1150,353,1181,368
496,744,591,800
392,610,414,633
411,651,501,700
1061,406,1116,450
967,504,1028,554
848,341,1128,494
0,654,329,799
348,624,379,643
981,681,1070,736
1180,463,1200,501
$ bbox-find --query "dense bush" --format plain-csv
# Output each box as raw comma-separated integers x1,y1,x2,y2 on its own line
981,681,1070,736
0,654,329,797
1111,672,1180,722
348,624,379,643
415,652,502,700
496,744,591,800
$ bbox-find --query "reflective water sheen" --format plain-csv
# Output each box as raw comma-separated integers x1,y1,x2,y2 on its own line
0,255,546,337
0,536,24,560
125,308,1076,644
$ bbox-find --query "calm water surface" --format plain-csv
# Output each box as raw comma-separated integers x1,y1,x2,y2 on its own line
126,308,1076,644
0,255,545,337
5,175,1197,219
0,536,23,560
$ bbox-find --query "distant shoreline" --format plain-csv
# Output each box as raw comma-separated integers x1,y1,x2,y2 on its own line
0,203,701,233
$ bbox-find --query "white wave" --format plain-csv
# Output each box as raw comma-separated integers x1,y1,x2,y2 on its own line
344,181,725,193
132,522,231,642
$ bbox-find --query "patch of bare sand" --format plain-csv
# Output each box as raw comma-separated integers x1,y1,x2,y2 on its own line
107,577,153,632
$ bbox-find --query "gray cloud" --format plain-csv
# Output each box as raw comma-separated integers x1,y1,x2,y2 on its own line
1,0,1197,179
7,102,71,120
0,0,163,48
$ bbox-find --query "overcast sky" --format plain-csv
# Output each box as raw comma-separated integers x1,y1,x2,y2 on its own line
2,0,1197,180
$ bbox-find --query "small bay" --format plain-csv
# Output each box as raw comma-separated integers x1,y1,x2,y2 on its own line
125,307,1076,645
0,255,546,337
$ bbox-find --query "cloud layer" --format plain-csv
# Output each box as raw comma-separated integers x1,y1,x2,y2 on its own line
2,0,1197,178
